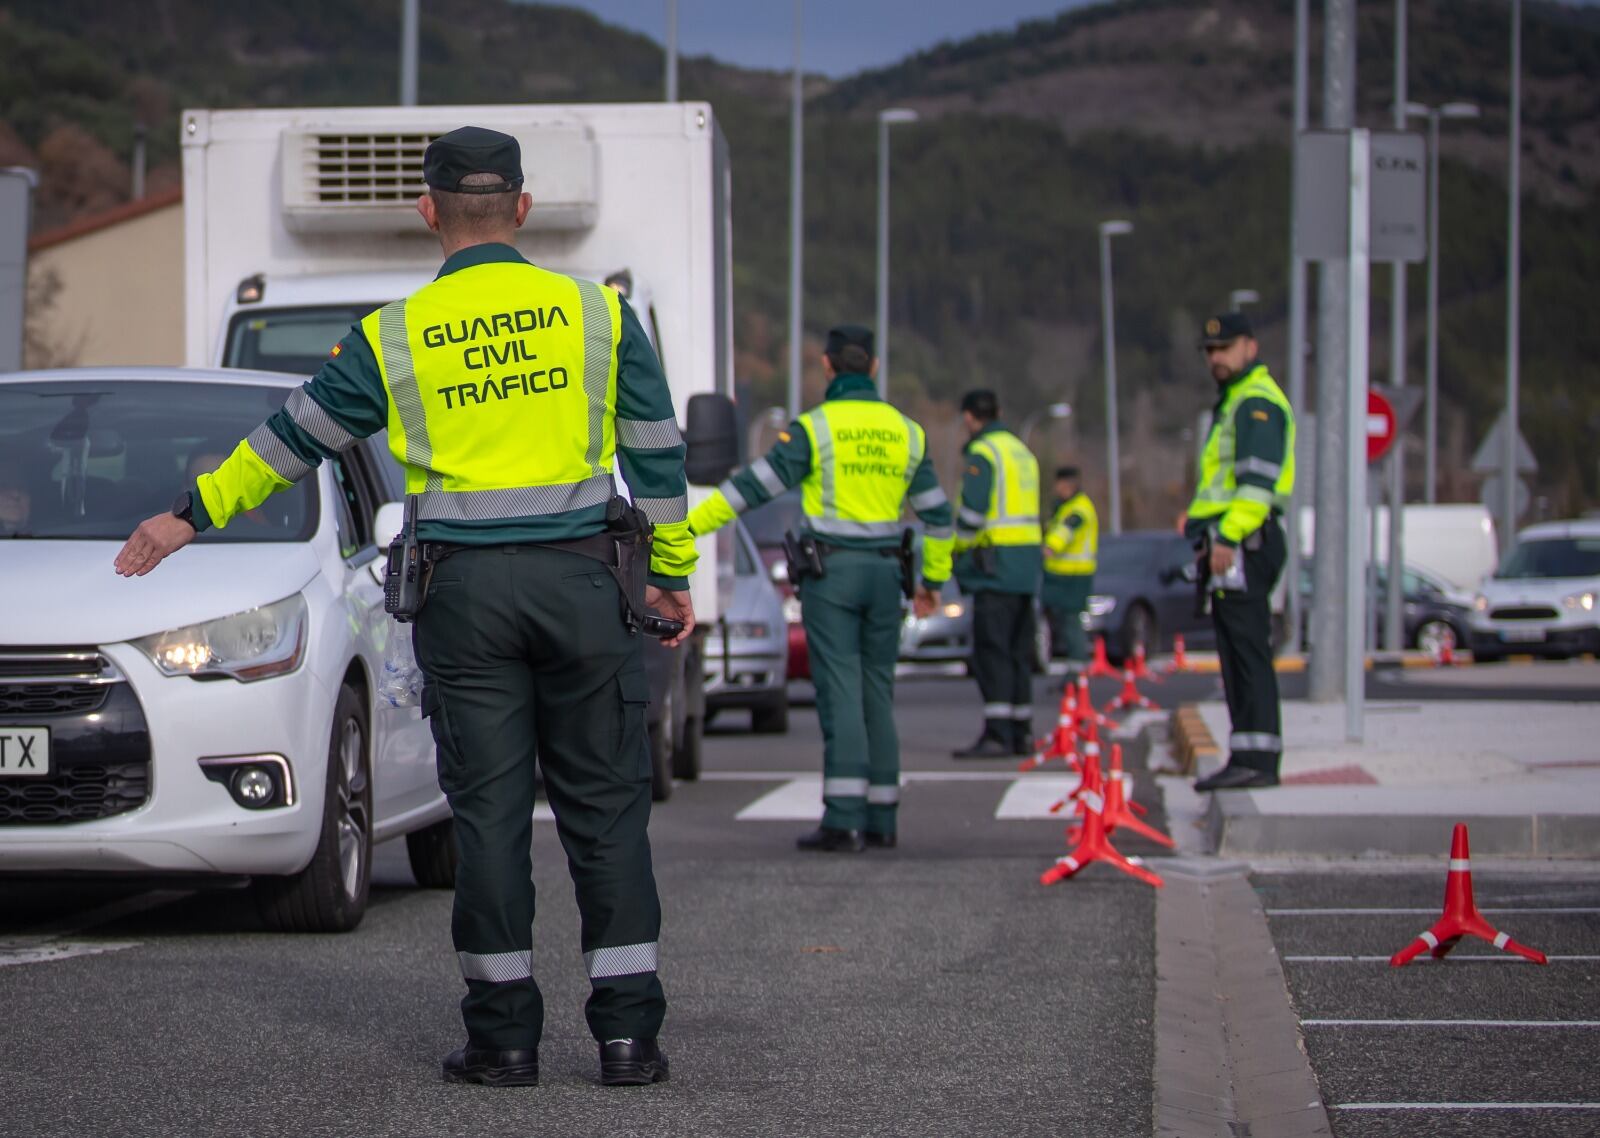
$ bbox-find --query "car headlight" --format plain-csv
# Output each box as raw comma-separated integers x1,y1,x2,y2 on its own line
1087,595,1117,617
1473,594,1489,612
727,621,771,639
941,601,965,618
1563,591,1596,612
132,594,308,682
781,595,803,624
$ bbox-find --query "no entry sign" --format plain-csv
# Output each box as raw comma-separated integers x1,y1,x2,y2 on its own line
1367,388,1397,464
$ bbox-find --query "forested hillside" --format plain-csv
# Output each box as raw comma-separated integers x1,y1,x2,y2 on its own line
3,0,1595,521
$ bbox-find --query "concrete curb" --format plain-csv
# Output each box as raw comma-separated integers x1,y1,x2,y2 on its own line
1167,704,1220,777
1154,859,1331,1136
1206,793,1600,858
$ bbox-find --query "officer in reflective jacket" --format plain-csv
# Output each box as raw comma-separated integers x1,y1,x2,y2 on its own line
1041,465,1097,668
687,325,953,852
114,126,691,1088
951,390,1043,758
1183,312,1295,792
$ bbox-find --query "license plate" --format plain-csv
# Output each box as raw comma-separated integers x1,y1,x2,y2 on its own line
1500,627,1547,643
0,726,50,777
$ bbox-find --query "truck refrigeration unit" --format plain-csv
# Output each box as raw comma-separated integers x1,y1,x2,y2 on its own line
181,102,736,798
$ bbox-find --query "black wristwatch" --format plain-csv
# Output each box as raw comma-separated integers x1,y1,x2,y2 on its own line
171,490,197,531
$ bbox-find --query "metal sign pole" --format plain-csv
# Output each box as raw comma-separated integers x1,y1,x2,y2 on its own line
1384,0,1408,652
1283,0,1310,656
1345,129,1372,744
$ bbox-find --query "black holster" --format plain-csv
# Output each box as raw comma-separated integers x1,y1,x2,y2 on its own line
896,527,915,600
546,496,652,634
783,530,826,584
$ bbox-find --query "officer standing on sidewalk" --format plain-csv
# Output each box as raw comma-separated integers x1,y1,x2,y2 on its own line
687,326,952,851
1183,312,1295,791
1041,465,1097,669
951,390,1043,758
113,126,692,1088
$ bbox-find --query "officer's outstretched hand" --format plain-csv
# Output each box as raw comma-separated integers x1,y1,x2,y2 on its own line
912,586,939,619
114,513,196,577
645,585,695,648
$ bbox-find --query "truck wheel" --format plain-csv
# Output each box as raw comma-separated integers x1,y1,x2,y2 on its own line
405,817,458,889
254,683,372,932
751,691,790,734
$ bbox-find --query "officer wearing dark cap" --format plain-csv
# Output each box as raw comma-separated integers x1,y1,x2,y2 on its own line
688,325,953,851
1182,312,1295,791
115,125,693,1087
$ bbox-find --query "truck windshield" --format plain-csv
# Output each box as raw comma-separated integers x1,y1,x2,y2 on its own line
224,305,381,375
0,381,316,542
1497,538,1600,580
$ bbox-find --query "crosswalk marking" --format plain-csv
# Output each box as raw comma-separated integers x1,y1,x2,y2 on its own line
0,941,141,968
732,775,1090,822
737,776,829,821
995,776,1081,819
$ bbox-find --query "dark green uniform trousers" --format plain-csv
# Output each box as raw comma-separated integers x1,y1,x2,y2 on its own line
1041,573,1093,663
1212,519,1288,775
972,591,1036,748
799,550,904,835
413,544,664,1051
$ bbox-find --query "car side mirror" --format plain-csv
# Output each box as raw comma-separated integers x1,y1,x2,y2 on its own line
373,500,406,549
684,393,739,486
769,559,789,584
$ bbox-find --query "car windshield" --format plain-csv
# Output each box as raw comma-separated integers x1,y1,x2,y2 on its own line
224,305,380,374
0,380,316,542
1496,537,1600,580
742,489,805,546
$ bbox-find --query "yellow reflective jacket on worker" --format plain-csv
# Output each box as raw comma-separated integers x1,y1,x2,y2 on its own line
683,372,954,588
1043,491,1098,576
189,243,695,588
1187,363,1295,547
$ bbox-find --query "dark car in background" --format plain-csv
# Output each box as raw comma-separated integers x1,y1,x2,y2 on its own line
1083,531,1216,661
1297,562,1473,655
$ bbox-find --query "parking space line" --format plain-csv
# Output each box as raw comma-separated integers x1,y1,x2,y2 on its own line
1303,1019,1600,1028
1286,954,1600,963
1334,1103,1600,1112
1267,907,1600,916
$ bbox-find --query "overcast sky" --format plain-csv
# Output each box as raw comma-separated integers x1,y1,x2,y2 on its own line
550,1,1093,77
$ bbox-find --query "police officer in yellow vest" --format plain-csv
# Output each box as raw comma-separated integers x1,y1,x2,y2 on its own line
687,326,953,852
1184,312,1295,791
114,127,692,1088
1041,466,1097,667
951,390,1044,758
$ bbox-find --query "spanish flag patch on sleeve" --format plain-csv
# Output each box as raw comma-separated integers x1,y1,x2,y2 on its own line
329,343,343,359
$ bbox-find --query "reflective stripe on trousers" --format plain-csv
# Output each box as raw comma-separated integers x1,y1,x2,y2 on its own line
459,949,533,983
585,941,659,980
1230,731,1282,753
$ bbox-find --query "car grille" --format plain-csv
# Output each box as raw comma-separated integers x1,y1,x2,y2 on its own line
1490,606,1558,621
0,648,150,825
0,763,150,824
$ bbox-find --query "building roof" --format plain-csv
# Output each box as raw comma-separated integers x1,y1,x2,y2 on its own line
28,186,182,253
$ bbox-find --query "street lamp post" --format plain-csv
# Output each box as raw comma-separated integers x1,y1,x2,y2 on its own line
1504,0,1522,551
1405,100,1479,504
664,0,678,102
1020,402,1072,451
787,0,804,420
875,108,918,399
1228,288,1260,312
1098,220,1133,535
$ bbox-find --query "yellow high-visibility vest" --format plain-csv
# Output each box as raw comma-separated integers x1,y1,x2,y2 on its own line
796,400,925,540
969,429,1041,546
1188,365,1296,521
363,261,621,522
1044,492,1098,576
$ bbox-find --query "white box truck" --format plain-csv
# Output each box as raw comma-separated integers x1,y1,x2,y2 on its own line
180,102,737,798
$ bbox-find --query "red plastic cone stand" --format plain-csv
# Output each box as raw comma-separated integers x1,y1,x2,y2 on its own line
1163,633,1190,675
1435,638,1455,667
1104,668,1159,714
1020,687,1081,773
1074,675,1120,734
1086,635,1118,679
1040,761,1164,889
1047,736,1099,814
1131,642,1158,682
1099,745,1174,848
1389,824,1548,967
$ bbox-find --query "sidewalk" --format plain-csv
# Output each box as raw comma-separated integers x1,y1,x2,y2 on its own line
1171,694,1600,858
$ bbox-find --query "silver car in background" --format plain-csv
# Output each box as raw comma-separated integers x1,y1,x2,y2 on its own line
703,520,789,732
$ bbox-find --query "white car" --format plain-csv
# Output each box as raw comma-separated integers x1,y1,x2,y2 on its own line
0,367,452,931
1469,519,1600,662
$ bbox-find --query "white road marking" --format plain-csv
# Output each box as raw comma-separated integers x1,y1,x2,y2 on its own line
1285,954,1600,963
533,802,555,821
995,776,1081,819
1267,907,1600,916
705,770,1028,783
1303,1019,1600,1028
1334,1103,1600,1112
0,941,141,968
737,777,826,821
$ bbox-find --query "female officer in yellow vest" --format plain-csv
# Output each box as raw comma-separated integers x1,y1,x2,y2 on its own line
1041,466,1097,667
1182,312,1295,792
951,390,1043,758
687,326,953,852
114,126,691,1089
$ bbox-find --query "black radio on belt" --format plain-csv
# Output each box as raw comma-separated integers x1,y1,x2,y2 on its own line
782,530,825,583
383,496,426,622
